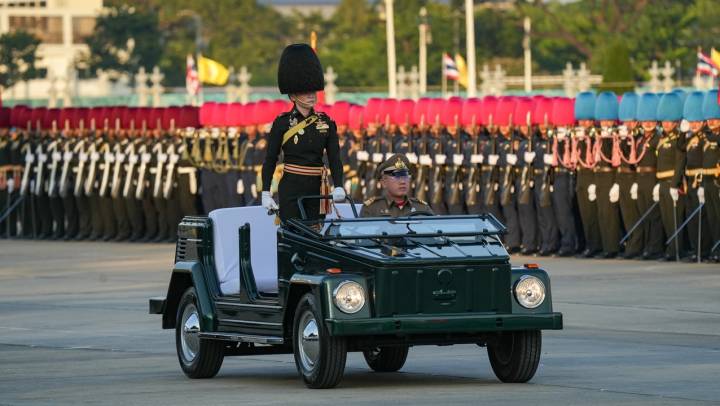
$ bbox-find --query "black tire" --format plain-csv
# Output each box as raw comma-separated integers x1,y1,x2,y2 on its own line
487,330,542,383
363,346,409,372
293,293,347,388
175,287,224,379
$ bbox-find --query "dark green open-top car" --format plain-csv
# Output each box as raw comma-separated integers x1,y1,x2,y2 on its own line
149,197,563,388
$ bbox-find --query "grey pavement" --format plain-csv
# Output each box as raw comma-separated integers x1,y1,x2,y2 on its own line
0,240,719,405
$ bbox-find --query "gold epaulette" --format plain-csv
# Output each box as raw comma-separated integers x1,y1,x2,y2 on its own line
363,196,377,206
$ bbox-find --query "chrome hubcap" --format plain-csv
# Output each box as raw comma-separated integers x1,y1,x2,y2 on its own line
180,303,200,364
297,310,320,371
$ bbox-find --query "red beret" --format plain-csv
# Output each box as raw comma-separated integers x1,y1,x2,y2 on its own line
426,98,444,126
379,98,397,125
441,97,463,126
479,96,497,126
551,97,575,126
364,97,383,125
460,97,480,126
411,97,430,126
512,97,533,126
44,108,61,130
348,104,364,130
392,99,414,125
531,96,552,125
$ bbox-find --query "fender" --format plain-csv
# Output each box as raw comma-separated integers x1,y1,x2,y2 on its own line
162,261,216,331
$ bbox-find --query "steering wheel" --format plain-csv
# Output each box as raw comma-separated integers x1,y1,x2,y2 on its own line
408,210,434,217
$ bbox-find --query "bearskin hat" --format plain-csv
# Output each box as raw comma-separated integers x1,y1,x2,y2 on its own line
277,43,324,95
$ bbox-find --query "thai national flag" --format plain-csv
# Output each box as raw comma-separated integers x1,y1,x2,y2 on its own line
443,53,459,80
697,51,719,77
186,54,200,96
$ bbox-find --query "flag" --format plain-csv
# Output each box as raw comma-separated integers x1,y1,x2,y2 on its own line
186,54,200,96
712,48,720,72
443,53,459,80
198,55,230,86
454,53,469,89
696,50,718,77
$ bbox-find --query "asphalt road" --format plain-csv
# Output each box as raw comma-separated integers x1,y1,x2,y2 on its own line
1,240,719,405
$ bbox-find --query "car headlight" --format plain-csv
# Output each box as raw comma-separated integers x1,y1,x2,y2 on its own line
333,281,366,314
514,275,546,309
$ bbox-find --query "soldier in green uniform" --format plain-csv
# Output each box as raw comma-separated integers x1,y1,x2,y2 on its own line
360,154,433,217
702,90,720,263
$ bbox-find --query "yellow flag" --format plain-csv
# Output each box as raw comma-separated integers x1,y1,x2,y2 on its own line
454,53,469,89
712,48,720,70
198,55,229,86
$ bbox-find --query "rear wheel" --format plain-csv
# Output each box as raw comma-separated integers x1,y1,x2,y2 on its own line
487,330,541,383
293,293,347,388
175,287,224,378
363,346,409,372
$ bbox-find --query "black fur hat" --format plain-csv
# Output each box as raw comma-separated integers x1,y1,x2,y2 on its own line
277,43,324,95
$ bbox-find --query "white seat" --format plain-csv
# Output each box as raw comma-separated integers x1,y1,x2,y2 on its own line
208,203,362,296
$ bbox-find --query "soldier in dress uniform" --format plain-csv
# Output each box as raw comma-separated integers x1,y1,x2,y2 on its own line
549,97,578,257
361,153,433,217
441,98,466,215
655,92,688,261
480,97,504,224
513,98,538,255
0,109,11,238
461,98,484,216
632,93,665,260
701,90,720,263
591,92,622,258
531,96,559,256
681,91,711,261
494,97,521,253
616,93,643,258
261,43,345,222
573,92,602,257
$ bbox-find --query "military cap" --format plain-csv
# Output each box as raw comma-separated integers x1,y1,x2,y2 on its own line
376,153,411,180
657,93,683,121
618,92,638,121
531,95,552,125
671,88,687,105
636,93,659,121
512,97,533,126
703,90,720,120
683,91,705,122
574,91,596,120
551,97,574,126
594,91,619,121
277,44,324,95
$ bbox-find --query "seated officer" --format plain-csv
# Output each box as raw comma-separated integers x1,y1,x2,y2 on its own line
361,154,434,217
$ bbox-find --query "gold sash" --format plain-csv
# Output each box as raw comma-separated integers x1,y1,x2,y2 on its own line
282,115,319,146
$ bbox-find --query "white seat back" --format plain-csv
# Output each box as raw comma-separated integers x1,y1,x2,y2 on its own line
207,203,363,296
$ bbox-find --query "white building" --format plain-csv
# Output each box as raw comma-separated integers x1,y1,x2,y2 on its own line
0,0,117,102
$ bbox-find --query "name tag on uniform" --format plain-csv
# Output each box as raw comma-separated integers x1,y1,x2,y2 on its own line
316,120,329,131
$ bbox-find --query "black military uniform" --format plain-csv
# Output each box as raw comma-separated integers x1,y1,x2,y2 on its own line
262,43,343,222
656,129,687,259
443,129,466,215
515,131,537,254
702,127,720,262
497,131,520,251
633,129,665,259
616,132,642,258
684,131,710,260
532,130,559,255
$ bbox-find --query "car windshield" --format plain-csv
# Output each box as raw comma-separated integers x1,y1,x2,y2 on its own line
293,214,504,240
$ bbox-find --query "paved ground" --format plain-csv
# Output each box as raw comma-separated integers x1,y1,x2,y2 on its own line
0,240,719,405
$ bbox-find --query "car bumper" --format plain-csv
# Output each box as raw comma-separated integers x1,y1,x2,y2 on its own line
326,312,563,336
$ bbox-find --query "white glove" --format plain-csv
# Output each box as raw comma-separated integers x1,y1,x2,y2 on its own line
104,153,115,163
63,151,73,161
630,183,638,200
262,191,278,211
372,153,384,163
332,186,346,202
39,154,48,163
435,155,447,165
90,152,100,161
697,187,705,204
609,183,620,203
524,151,536,164
251,184,257,199
385,152,394,160
575,127,586,139
470,154,483,164
543,154,554,165
588,184,597,202
158,153,168,163
680,119,690,133
129,155,138,164
406,153,418,164
7,178,14,194
669,187,679,202
506,153,518,166
52,152,62,161
652,184,660,202
488,154,499,166
79,152,89,162
237,180,244,194
141,153,152,163
453,154,464,166
169,154,179,164
357,151,369,162
419,154,432,166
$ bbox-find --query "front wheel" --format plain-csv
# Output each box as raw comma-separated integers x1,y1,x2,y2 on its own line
175,287,224,378
363,346,409,372
293,293,347,388
487,330,541,383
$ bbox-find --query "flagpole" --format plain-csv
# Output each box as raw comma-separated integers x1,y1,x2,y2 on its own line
442,55,447,98
384,0,397,98
465,0,477,97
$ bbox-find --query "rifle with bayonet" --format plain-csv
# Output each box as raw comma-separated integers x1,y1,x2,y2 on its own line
485,127,499,207
447,132,463,206
518,113,534,205
430,133,445,208
465,132,481,207
539,127,554,208
500,123,517,207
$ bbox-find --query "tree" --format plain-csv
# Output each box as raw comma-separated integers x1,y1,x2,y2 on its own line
598,39,634,93
0,31,44,92
78,5,163,82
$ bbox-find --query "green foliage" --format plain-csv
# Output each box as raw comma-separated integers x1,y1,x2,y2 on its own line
598,40,634,94
79,5,163,82
0,31,44,89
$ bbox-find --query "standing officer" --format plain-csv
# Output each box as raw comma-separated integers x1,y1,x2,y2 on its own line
261,43,345,222
550,97,578,257
702,90,720,262
361,154,433,217
682,91,710,261
616,92,643,258
656,92,688,261
531,96,559,256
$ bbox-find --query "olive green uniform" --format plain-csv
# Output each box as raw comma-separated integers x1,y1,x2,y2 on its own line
360,195,433,217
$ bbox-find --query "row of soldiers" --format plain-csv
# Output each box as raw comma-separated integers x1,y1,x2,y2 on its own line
1,93,719,263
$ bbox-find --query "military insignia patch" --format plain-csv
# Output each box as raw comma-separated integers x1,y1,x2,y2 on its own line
316,120,329,130
289,117,298,127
